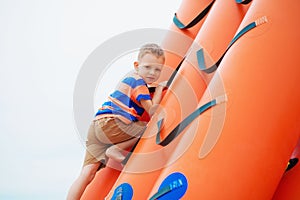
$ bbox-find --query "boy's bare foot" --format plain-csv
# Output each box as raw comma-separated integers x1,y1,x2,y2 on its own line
106,146,125,163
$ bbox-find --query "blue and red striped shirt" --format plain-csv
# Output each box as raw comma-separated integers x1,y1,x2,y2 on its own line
95,72,151,123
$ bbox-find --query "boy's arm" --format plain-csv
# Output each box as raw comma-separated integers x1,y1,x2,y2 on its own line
140,81,167,117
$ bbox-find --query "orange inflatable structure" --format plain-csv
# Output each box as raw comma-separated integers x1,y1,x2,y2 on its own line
82,0,300,199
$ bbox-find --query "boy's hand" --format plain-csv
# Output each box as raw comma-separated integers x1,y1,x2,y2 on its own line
148,81,168,88
158,81,168,88
143,81,167,117
156,81,168,91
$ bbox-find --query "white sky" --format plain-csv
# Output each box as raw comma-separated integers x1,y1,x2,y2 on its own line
0,0,181,199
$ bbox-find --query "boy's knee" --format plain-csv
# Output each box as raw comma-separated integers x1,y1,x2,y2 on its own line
81,163,99,181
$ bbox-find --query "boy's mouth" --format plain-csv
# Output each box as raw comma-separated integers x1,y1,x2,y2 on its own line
146,77,155,82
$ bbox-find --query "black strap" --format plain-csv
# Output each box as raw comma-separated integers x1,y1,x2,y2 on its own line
156,95,227,146
166,57,185,88
197,16,268,74
236,0,252,4
149,185,172,200
286,158,299,172
149,177,184,200
173,0,215,29
121,126,147,166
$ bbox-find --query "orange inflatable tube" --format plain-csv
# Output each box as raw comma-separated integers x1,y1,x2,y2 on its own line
147,0,300,199
105,0,250,199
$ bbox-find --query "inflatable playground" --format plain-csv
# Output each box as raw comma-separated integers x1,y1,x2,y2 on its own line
81,0,300,199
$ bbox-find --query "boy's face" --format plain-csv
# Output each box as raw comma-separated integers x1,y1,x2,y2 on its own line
134,53,164,84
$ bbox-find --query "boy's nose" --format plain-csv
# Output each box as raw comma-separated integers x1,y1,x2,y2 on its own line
149,69,155,75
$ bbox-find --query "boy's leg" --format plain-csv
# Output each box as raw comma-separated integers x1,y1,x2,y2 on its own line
103,118,146,163
66,162,101,200
106,137,139,162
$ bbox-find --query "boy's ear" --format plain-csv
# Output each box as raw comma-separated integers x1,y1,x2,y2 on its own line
134,61,139,70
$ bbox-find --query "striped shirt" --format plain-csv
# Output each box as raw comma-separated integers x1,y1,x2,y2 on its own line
95,72,151,124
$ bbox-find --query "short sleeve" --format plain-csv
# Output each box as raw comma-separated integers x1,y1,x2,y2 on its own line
133,85,151,102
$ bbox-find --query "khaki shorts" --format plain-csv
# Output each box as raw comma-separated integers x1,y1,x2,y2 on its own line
83,117,146,167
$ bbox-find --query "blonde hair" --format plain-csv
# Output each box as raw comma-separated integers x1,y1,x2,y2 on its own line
138,43,165,62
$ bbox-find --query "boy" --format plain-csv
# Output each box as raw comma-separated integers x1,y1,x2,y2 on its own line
67,43,166,200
